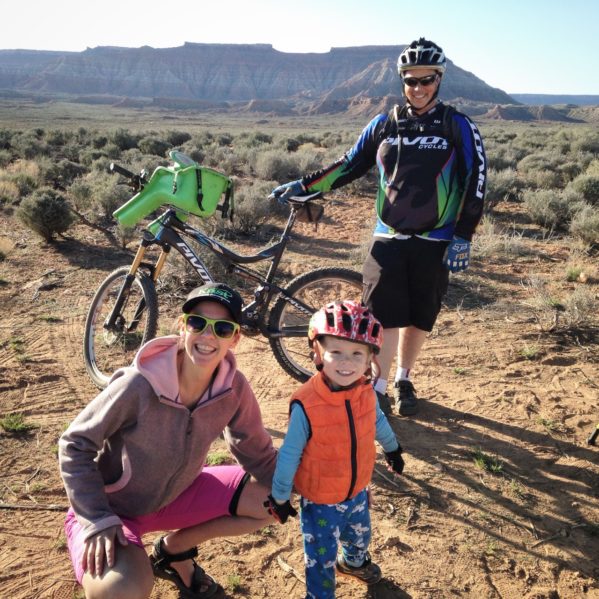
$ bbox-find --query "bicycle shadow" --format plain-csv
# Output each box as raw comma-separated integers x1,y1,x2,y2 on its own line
53,236,133,271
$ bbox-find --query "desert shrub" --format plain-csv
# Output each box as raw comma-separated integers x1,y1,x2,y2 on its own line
571,131,599,154
79,148,109,166
517,151,569,189
569,205,599,246
485,168,522,208
485,142,524,171
192,131,214,148
115,223,137,249
238,132,272,148
563,286,598,328
279,137,301,152
216,133,234,146
570,174,599,205
223,180,274,236
254,150,302,182
522,188,583,230
109,128,139,151
295,146,329,175
17,187,74,241
12,131,50,159
89,156,113,173
68,178,93,211
70,171,130,220
46,129,71,147
92,134,108,149
586,159,599,176
103,143,123,160
3,160,40,197
0,180,20,205
296,133,321,146
202,146,245,176
138,136,171,157
0,128,13,150
187,148,205,164
0,149,12,167
472,217,528,259
92,173,132,219
165,130,192,146
43,159,88,188
321,131,346,149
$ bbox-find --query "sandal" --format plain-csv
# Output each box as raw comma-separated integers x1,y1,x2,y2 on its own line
150,536,223,598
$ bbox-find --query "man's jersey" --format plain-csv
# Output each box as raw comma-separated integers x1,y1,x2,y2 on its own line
301,103,486,241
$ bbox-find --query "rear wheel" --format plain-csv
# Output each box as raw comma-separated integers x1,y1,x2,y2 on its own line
83,266,159,389
269,267,363,382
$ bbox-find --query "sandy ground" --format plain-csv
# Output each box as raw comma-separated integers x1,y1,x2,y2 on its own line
0,195,598,599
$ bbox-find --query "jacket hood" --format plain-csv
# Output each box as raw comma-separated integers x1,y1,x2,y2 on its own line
131,335,237,402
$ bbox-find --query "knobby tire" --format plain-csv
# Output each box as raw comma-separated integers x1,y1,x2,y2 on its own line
268,267,363,382
83,266,159,389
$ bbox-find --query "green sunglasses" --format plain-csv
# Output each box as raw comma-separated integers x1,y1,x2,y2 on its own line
182,313,240,339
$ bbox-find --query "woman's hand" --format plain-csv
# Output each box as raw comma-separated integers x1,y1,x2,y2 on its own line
82,525,128,577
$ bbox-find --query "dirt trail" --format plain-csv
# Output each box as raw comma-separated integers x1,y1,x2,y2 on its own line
0,196,598,599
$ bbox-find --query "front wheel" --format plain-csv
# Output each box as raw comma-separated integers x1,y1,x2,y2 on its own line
83,266,159,389
268,267,363,382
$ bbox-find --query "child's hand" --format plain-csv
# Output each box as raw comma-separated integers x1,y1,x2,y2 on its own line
264,494,298,524
82,525,128,576
384,447,405,475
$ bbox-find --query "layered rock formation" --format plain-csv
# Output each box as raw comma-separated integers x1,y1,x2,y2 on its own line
0,42,513,112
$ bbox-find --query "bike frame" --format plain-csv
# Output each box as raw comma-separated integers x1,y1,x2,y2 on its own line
104,201,320,339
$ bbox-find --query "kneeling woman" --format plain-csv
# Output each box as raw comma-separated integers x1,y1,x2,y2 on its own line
59,283,276,599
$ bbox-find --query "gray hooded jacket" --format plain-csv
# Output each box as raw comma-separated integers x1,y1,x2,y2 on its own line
59,336,276,540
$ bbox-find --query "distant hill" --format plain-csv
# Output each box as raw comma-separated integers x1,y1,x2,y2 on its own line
512,94,599,106
0,43,513,115
481,104,582,123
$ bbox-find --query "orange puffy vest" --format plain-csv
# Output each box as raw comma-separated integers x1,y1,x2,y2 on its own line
291,372,377,504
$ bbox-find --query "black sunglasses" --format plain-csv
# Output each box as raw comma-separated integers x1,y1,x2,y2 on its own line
182,314,240,339
402,74,439,88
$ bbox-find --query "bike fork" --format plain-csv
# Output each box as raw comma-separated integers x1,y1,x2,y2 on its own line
105,240,168,332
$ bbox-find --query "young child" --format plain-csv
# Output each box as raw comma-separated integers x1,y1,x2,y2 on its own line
265,300,405,598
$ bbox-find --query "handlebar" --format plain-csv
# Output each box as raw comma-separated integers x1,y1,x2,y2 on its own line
109,163,147,191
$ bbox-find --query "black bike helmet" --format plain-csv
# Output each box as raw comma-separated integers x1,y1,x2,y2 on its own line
397,38,446,74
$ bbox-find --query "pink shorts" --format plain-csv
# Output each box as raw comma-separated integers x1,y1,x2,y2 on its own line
65,465,247,583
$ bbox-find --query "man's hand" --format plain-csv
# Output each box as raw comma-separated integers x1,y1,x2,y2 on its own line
384,447,405,475
264,494,298,524
269,180,306,204
82,525,128,577
444,237,471,272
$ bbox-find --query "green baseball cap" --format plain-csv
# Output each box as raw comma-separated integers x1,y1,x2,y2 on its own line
182,283,243,324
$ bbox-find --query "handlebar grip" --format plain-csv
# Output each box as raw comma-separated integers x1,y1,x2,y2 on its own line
109,163,137,180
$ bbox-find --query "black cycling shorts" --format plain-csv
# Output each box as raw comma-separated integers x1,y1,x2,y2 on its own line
361,236,449,332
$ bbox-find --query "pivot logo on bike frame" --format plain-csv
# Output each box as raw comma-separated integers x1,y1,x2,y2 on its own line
176,241,212,283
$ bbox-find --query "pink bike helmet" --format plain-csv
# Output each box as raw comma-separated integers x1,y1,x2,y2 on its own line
308,300,383,354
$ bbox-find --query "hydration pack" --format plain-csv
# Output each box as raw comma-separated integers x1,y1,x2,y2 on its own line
383,103,457,143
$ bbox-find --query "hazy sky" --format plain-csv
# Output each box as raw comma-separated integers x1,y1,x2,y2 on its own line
4,0,599,95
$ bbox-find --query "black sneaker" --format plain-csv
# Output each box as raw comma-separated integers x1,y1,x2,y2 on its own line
336,552,382,585
394,380,419,416
375,390,393,415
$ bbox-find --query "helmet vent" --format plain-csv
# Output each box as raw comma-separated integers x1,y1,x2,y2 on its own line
341,313,353,332
357,318,369,335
